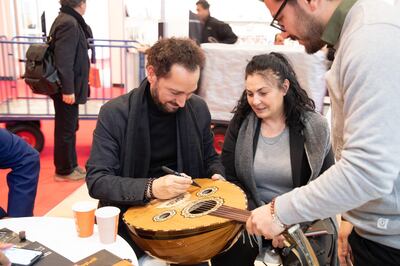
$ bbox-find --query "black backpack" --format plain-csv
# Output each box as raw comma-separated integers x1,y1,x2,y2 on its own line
24,37,61,95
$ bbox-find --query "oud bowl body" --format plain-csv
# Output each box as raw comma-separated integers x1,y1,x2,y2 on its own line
123,179,247,264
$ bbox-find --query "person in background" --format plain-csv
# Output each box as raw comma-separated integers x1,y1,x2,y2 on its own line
49,0,92,181
86,38,224,266
211,53,337,266
274,32,286,45
189,10,203,45
247,1,400,265
196,0,238,44
0,129,39,218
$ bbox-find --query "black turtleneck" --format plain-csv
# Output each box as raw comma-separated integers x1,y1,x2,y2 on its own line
146,88,177,178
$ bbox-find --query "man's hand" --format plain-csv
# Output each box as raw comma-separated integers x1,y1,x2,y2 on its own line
338,220,354,266
211,174,225,180
272,234,285,248
62,93,75,104
246,203,285,239
152,174,192,200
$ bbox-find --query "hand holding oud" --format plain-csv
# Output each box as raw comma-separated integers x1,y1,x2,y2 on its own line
246,203,285,239
152,174,193,200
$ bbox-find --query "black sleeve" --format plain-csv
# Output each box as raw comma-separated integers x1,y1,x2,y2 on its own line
216,22,238,44
220,115,240,182
199,103,225,177
85,104,148,206
53,20,79,94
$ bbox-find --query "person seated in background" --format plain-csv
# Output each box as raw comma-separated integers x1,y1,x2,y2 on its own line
211,53,337,266
196,0,238,44
86,37,224,266
274,32,286,45
0,129,39,218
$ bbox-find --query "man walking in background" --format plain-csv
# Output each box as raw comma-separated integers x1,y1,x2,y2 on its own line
196,0,238,44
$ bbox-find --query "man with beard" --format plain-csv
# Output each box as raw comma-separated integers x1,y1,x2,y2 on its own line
86,38,224,266
245,1,400,265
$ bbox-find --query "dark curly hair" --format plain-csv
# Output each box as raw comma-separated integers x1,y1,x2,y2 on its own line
146,38,205,78
233,52,315,130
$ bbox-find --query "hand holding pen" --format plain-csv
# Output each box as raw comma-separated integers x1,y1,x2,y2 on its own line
161,166,201,188
150,166,201,200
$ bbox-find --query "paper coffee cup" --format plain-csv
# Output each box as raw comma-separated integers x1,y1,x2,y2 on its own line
95,206,120,244
72,201,97,238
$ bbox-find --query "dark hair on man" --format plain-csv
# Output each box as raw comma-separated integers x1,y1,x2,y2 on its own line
146,38,205,78
60,0,85,8
233,52,315,130
196,0,210,9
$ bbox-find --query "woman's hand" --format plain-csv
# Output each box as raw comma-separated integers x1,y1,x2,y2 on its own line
211,174,225,180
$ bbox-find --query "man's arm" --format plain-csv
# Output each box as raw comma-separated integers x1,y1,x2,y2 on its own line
275,25,400,225
86,104,149,205
0,129,39,217
247,25,400,237
216,21,238,44
53,19,79,95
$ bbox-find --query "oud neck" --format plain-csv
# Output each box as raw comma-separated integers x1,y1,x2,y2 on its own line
210,205,251,223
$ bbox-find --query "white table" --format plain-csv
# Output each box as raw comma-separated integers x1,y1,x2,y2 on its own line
199,43,329,121
0,217,138,265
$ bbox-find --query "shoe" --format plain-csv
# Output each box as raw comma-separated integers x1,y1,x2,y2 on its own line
54,168,86,182
74,166,86,175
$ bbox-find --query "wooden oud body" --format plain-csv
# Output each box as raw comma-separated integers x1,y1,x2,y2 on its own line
123,179,247,264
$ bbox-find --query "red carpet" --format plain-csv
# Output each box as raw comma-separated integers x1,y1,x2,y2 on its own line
0,120,97,216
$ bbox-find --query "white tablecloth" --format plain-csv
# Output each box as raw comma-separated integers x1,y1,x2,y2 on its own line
0,217,138,265
199,43,328,122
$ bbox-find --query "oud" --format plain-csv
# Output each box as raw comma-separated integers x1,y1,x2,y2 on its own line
123,178,319,265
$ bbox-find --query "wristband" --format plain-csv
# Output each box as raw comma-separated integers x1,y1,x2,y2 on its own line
145,178,155,200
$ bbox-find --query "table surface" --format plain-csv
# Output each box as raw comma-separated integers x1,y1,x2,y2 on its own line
0,216,138,265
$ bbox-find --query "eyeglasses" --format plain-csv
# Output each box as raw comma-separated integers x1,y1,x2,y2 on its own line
270,0,288,32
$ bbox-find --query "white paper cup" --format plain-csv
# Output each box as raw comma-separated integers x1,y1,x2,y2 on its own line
72,201,97,237
95,206,120,244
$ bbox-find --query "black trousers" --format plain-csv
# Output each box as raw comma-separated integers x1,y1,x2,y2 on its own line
51,93,79,175
211,233,259,266
349,229,400,266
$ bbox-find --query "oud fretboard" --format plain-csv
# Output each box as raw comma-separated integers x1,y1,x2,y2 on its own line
210,205,251,223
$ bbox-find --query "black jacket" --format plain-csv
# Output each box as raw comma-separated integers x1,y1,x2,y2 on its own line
86,79,224,209
201,16,238,44
50,12,90,104
86,79,224,256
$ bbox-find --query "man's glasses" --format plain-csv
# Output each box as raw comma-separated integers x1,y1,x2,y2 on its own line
270,0,288,32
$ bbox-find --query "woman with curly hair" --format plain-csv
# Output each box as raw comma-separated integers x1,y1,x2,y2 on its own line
212,52,338,266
